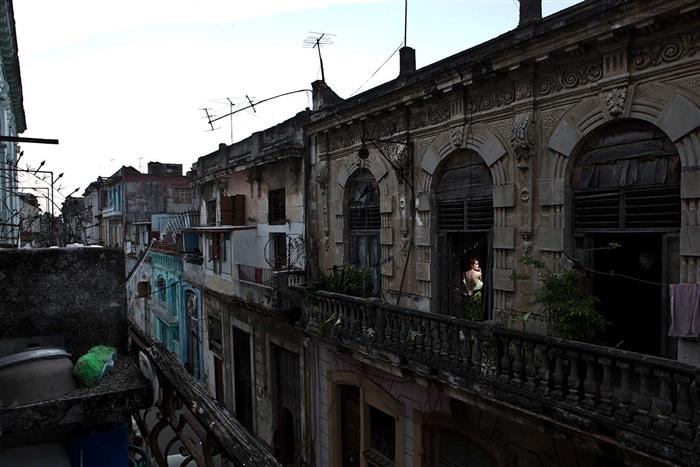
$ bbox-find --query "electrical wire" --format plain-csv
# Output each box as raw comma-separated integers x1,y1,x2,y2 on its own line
350,41,404,97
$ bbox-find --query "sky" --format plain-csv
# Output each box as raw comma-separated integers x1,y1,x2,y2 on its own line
13,0,581,206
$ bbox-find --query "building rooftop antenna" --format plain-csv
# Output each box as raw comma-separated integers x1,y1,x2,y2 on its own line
201,108,220,132
303,32,335,82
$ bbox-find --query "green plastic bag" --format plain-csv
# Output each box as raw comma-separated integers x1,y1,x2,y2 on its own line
73,345,117,387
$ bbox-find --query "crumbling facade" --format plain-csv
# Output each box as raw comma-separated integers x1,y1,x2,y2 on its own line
188,110,311,465
302,0,700,465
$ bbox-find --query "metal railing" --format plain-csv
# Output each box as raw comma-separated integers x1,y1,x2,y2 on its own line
236,264,273,287
129,324,281,467
303,290,700,467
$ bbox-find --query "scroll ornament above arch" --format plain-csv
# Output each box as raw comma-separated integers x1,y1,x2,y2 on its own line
333,148,394,216
418,123,510,183
547,82,700,166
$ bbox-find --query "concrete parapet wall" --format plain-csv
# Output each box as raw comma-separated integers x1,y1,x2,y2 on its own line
0,247,127,356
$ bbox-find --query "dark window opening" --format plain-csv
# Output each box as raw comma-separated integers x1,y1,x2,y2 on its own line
572,121,681,357
272,344,301,466
364,406,395,466
271,233,288,270
221,196,235,225
232,327,254,431
339,385,360,467
214,355,225,405
184,290,200,379
208,315,222,353
269,189,286,225
156,277,166,302
434,150,493,318
346,170,380,296
206,199,217,226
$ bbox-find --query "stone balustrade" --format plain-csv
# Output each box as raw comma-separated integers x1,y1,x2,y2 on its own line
303,290,700,466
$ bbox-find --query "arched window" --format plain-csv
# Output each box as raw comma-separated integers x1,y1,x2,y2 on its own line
433,150,493,318
571,120,680,357
156,276,166,302
346,169,380,296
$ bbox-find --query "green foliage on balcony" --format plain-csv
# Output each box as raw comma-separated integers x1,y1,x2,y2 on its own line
520,254,607,342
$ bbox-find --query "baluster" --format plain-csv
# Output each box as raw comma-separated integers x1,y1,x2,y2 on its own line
524,341,538,392
651,369,672,433
374,305,384,345
414,316,424,356
615,361,632,422
511,338,523,386
471,331,482,374
633,366,652,428
447,324,460,370
581,354,598,409
431,320,442,361
458,326,469,373
536,345,552,397
398,313,409,352
673,374,693,440
439,321,449,361
422,318,433,361
565,350,581,404
551,349,565,400
598,357,614,416
360,302,368,339
499,336,512,384
377,307,395,349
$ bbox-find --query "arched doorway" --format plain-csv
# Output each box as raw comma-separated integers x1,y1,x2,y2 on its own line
433,149,493,318
571,120,680,356
345,169,381,296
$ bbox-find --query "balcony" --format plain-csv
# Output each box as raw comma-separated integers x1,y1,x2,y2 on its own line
303,290,700,467
128,324,280,466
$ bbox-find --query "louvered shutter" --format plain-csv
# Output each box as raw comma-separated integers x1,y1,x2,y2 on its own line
220,196,234,225
233,195,246,226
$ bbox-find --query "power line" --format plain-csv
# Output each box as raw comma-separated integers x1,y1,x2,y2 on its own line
350,41,404,97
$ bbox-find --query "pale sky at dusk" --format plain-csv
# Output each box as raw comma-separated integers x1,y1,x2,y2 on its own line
13,0,580,205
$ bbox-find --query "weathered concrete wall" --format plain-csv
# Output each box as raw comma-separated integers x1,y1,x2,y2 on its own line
0,247,128,357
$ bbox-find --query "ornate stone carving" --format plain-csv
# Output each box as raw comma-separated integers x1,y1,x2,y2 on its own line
409,101,453,129
511,111,536,170
380,142,412,183
316,162,330,191
468,82,516,113
605,87,627,117
541,106,572,140
489,118,515,146
536,60,603,96
366,112,405,140
449,125,464,148
328,127,360,152
631,33,699,71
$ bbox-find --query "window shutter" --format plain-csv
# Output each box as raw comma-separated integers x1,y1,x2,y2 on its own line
221,196,234,225
233,194,246,226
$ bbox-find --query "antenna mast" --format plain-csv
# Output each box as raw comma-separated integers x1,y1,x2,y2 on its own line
304,32,335,82
404,0,408,46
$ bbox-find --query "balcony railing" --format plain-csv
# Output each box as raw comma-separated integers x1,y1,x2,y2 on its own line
129,324,281,467
303,290,700,467
237,263,273,287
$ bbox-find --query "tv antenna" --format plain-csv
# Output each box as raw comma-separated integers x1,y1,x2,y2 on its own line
201,88,311,130
200,108,220,131
226,98,235,144
303,32,335,82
